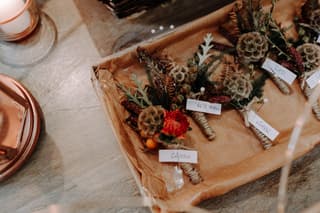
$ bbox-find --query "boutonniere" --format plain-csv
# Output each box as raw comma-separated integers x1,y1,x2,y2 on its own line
217,0,303,95
137,34,227,141
295,0,320,44
221,60,276,149
118,71,202,184
296,43,320,120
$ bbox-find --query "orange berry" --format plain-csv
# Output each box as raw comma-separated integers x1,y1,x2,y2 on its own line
145,138,158,149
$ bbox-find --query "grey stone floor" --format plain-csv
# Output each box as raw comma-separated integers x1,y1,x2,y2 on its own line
0,0,319,212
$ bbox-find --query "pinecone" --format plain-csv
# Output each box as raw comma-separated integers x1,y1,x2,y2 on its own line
236,32,268,63
297,43,320,72
138,106,165,138
223,72,253,102
310,9,320,31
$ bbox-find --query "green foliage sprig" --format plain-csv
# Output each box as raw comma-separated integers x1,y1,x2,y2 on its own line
117,74,152,108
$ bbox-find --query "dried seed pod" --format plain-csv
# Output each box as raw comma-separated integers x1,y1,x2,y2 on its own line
168,63,191,85
236,32,268,64
302,84,320,120
310,9,320,31
250,126,273,150
138,106,165,138
268,74,291,95
191,111,215,141
223,69,253,102
297,43,320,72
180,163,202,184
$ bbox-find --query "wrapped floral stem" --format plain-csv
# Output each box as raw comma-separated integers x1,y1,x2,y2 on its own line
297,43,320,120
268,73,291,95
179,163,202,185
250,126,273,150
222,61,271,149
239,108,273,150
162,142,202,185
300,78,320,120
190,111,215,141
187,90,216,141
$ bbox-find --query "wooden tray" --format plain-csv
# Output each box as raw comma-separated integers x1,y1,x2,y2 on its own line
91,0,320,211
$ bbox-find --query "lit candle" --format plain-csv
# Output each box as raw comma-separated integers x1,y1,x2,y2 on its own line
0,0,31,35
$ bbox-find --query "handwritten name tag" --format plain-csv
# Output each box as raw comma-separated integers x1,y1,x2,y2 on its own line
159,150,198,164
262,58,297,85
306,70,320,89
248,111,279,141
186,99,221,115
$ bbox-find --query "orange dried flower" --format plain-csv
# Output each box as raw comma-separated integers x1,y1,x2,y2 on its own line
161,110,189,137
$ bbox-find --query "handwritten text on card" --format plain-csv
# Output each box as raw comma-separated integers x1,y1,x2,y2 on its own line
248,111,279,141
159,150,198,164
186,99,221,115
262,58,297,85
306,70,320,89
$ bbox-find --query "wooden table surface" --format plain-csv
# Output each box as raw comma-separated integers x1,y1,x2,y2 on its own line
0,0,319,212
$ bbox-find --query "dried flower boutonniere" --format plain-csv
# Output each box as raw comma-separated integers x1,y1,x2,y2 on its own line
221,60,274,149
295,0,320,44
296,43,320,120
218,0,301,95
118,72,202,184
137,34,226,141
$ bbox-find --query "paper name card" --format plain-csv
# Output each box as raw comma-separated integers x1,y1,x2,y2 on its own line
159,150,198,164
186,99,221,115
306,70,320,89
317,35,320,44
248,111,279,141
262,58,297,85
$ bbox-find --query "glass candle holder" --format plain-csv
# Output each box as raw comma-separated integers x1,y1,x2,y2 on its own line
0,0,56,67
0,0,39,41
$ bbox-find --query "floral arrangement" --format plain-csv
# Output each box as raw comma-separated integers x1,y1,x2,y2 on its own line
118,74,202,184
136,40,227,141
117,0,320,187
294,0,320,120
215,0,307,95
295,0,320,44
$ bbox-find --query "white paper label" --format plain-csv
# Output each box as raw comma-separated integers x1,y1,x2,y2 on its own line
159,150,198,164
317,35,320,44
248,111,279,141
262,58,297,85
306,70,320,89
186,99,221,115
